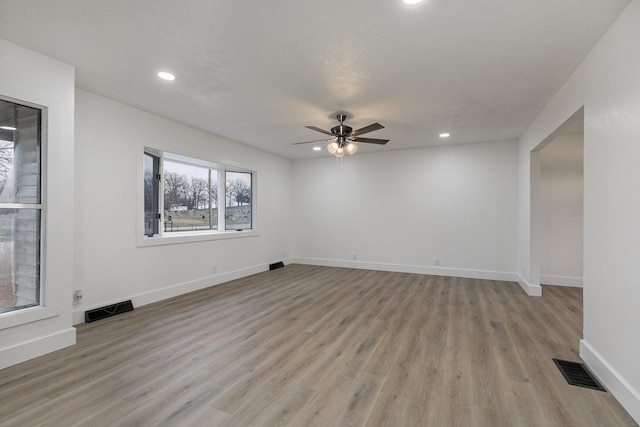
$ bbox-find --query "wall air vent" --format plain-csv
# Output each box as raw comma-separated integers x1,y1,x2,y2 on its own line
269,261,285,270
85,300,134,323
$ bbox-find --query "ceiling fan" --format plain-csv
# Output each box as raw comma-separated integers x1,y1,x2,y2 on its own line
293,114,389,157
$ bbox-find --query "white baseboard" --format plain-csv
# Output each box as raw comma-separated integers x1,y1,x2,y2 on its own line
0,328,76,370
517,273,543,296
541,274,583,287
580,340,640,424
73,262,271,325
289,257,518,282
71,258,541,325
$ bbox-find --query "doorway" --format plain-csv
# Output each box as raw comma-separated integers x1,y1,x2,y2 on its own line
530,108,584,291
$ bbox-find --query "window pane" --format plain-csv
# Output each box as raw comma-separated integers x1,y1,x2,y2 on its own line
0,98,42,315
225,171,252,230
0,208,40,313
163,160,213,232
144,153,159,236
0,100,41,204
209,170,218,229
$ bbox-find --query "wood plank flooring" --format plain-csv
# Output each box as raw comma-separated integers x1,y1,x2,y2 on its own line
0,265,636,426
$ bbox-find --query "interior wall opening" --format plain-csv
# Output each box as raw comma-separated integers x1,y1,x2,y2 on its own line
530,107,584,294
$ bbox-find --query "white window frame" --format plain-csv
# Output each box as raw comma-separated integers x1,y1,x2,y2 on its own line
136,147,257,247
0,96,57,329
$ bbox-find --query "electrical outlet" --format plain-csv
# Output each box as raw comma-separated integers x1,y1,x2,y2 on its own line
435,258,440,266
353,254,358,260
73,290,82,305
212,265,217,274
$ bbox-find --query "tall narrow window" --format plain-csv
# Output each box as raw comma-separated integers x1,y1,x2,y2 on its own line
225,171,252,230
143,152,159,236
208,169,219,230
0,98,42,313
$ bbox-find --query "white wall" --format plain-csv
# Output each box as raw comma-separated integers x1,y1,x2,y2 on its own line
0,40,76,368
539,133,584,286
73,90,292,324
581,0,640,420
291,140,518,280
518,0,640,421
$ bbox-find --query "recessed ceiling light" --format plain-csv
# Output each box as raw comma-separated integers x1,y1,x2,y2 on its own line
157,71,175,81
403,0,424,4
439,133,450,138
0,126,17,131
313,146,321,151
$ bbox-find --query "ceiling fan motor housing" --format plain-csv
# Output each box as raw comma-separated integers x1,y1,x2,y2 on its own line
331,115,353,146
331,125,353,137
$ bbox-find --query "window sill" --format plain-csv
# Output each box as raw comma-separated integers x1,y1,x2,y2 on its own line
136,229,258,247
0,305,59,330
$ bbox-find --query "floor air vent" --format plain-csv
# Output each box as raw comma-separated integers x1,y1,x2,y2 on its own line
85,300,134,323
553,358,606,391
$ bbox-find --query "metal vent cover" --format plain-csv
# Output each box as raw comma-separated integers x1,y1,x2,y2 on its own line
269,261,285,270
85,300,134,323
553,358,606,392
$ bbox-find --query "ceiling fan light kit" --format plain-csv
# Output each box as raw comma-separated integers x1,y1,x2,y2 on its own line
293,114,388,162
327,141,339,154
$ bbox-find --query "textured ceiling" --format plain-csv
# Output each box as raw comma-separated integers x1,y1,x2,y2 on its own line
0,0,629,159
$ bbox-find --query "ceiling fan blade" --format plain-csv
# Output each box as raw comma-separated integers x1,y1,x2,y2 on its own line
292,138,331,145
353,137,389,145
305,125,333,136
352,123,384,136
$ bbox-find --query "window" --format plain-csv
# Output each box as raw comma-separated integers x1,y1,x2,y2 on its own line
0,98,42,314
142,149,255,243
163,160,217,233
225,171,252,230
143,152,159,236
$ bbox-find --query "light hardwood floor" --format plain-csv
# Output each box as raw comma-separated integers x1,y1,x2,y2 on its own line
0,265,636,426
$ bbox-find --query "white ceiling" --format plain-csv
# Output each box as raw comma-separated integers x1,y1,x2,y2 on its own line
0,0,628,159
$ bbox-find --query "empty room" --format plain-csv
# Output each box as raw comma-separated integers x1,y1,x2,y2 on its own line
0,0,639,426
